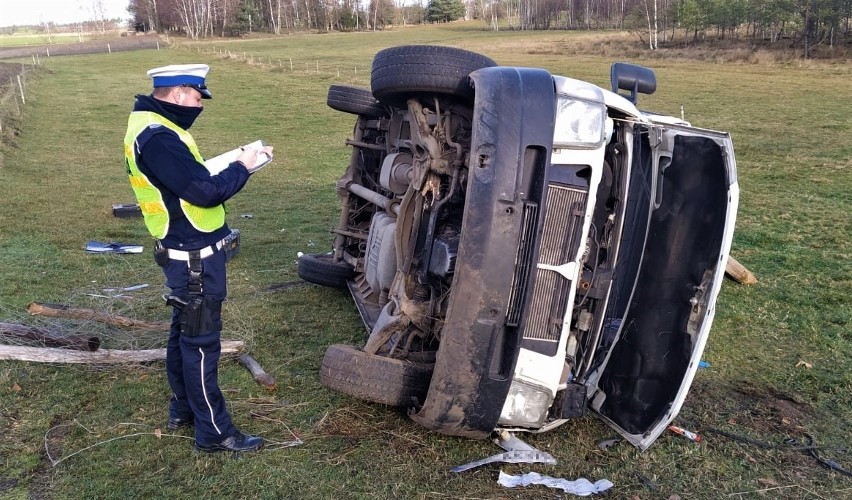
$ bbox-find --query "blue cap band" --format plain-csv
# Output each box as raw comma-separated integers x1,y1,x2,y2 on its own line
152,75,206,88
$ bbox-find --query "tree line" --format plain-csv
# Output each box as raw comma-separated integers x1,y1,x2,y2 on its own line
128,0,851,56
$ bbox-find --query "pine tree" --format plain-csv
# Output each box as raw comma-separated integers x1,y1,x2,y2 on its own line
427,0,466,22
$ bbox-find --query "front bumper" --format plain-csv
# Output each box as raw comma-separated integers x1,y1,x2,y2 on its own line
409,67,557,437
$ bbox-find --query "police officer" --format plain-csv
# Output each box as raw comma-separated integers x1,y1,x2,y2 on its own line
123,63,272,453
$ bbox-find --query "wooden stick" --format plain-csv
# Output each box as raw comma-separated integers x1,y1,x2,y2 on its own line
725,256,757,285
238,354,277,389
0,340,244,363
0,322,100,351
27,303,170,331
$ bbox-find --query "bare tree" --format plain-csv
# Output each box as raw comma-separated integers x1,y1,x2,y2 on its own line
174,0,215,38
87,0,109,32
652,0,658,47
267,0,284,33
489,0,500,30
641,0,657,48
148,0,160,30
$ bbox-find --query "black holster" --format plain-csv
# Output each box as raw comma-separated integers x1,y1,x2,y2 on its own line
173,296,209,337
164,250,211,337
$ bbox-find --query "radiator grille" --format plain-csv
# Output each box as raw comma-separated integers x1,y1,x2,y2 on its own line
522,184,588,342
506,202,539,327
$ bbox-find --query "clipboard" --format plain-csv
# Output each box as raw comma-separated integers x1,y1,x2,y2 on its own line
204,139,272,175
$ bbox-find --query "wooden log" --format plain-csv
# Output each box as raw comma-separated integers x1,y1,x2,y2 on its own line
238,354,277,389
27,302,170,331
725,256,757,285
0,322,100,351
0,340,244,363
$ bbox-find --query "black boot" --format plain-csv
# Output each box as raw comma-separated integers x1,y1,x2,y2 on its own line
166,416,194,430
195,431,263,453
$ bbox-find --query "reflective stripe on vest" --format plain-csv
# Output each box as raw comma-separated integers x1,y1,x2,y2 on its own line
124,111,225,239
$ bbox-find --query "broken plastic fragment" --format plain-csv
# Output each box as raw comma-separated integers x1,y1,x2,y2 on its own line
451,450,557,473
597,437,621,450
102,284,149,293
493,430,539,453
85,241,143,254
497,471,613,496
452,431,556,472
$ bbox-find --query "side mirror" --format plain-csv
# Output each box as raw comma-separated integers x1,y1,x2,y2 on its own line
610,63,656,105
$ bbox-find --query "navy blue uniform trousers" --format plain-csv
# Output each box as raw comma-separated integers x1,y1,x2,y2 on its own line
162,249,236,446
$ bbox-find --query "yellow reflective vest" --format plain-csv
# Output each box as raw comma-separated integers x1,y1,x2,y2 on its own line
124,112,225,239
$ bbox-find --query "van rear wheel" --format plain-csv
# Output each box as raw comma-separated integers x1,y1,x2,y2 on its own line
370,45,496,107
320,344,433,407
327,84,387,118
298,253,356,288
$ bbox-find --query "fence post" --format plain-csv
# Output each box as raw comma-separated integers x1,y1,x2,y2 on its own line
107,43,111,53
10,77,20,113
17,75,25,105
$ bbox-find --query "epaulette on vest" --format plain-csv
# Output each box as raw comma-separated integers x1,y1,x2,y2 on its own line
136,124,172,153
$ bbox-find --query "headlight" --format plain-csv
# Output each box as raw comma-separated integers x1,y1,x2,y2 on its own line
554,96,606,148
498,379,554,428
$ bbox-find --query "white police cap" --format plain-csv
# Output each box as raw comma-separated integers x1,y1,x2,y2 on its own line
147,63,212,99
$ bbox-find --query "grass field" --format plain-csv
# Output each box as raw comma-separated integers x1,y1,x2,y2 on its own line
0,33,91,47
1,22,850,498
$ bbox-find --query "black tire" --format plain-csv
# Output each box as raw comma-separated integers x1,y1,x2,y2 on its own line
326,84,386,118
370,45,497,107
298,253,356,288
320,344,433,407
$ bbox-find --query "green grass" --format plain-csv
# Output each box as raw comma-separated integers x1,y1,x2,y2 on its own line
1,22,851,498
0,33,90,47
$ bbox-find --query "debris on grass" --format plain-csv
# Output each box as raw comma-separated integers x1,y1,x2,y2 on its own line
0,321,101,351
597,437,621,450
497,471,613,496
27,302,169,331
0,339,244,363
452,431,556,472
725,255,757,284
668,424,702,442
111,203,142,218
85,241,143,254
238,354,277,389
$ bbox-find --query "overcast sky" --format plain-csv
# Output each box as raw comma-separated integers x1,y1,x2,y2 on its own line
0,0,130,27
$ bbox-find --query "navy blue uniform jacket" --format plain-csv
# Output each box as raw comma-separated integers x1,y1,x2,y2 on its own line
130,94,250,250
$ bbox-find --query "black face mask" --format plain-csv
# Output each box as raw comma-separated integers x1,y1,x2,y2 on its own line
158,100,203,130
